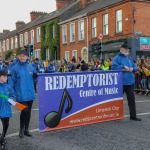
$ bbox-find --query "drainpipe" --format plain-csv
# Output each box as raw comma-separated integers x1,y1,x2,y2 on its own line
132,5,136,35
132,4,137,60
86,14,89,63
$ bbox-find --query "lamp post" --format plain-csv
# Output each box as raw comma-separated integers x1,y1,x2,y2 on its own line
99,34,103,60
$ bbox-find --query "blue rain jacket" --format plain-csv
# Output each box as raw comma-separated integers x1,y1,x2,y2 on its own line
32,62,42,83
9,61,36,102
0,83,15,118
47,64,54,73
112,52,138,85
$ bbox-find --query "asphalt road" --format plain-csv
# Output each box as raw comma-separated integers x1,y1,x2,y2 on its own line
4,93,150,150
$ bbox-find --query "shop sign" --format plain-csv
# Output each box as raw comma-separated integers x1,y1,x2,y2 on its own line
140,37,150,50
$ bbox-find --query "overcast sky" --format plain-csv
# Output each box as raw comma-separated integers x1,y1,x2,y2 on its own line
0,0,56,32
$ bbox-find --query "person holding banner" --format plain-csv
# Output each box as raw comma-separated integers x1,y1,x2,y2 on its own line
0,70,15,150
9,49,38,138
112,44,141,121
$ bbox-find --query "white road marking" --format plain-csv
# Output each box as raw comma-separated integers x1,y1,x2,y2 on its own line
8,99,150,137
7,129,39,138
7,111,150,138
136,100,150,103
123,100,150,103
12,108,38,114
12,100,150,114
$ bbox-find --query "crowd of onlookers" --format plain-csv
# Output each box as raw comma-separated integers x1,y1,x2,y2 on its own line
40,57,113,73
0,55,150,95
134,55,150,95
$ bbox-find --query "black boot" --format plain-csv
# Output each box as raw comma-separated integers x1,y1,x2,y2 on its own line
19,127,24,138
1,137,7,150
24,129,32,137
0,134,2,144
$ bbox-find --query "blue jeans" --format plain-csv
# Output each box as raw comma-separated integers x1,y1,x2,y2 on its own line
141,79,147,89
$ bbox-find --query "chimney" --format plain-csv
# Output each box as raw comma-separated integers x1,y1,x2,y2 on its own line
3,30,10,34
30,11,47,21
56,0,74,11
16,21,25,29
80,0,94,8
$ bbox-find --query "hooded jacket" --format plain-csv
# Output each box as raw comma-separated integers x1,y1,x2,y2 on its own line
112,52,138,85
0,83,15,118
9,61,36,102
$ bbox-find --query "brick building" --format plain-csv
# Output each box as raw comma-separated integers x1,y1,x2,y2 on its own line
59,0,150,62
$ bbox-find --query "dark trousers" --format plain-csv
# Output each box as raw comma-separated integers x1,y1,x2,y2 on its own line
123,85,136,118
34,83,37,92
20,101,33,131
1,118,9,138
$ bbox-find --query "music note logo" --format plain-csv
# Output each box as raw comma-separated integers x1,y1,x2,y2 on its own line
44,88,73,128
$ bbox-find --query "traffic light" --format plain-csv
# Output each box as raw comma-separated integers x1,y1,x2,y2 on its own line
92,42,101,53
97,42,102,51
28,44,34,57
92,44,98,52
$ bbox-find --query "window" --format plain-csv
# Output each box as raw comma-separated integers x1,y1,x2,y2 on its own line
92,18,97,38
30,30,34,44
52,25,55,38
11,37,13,49
70,23,75,42
116,10,122,33
65,51,69,61
72,50,77,59
36,27,40,42
34,49,41,59
78,20,84,41
20,34,23,47
62,25,67,44
3,41,5,52
24,32,28,45
15,36,18,48
103,14,108,35
6,39,9,51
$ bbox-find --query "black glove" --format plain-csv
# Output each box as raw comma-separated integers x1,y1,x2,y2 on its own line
33,73,38,79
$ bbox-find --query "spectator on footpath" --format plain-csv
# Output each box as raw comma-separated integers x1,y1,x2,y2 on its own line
80,60,88,71
0,70,15,149
107,57,112,70
112,43,141,121
2,61,10,74
9,49,38,138
0,60,3,70
71,56,76,63
32,58,41,92
46,59,54,73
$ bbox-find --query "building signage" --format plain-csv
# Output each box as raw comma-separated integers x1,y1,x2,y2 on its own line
140,37,150,50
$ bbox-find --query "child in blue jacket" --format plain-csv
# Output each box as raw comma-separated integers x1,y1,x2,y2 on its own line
0,70,15,149
9,49,37,138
